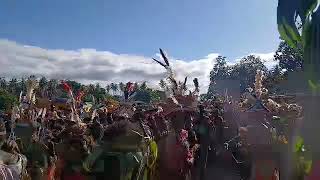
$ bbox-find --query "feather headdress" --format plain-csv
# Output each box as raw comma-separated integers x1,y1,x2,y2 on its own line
152,49,200,108
26,77,39,102
254,70,264,99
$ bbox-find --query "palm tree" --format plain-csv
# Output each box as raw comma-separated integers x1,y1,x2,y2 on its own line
9,78,18,95
106,84,111,94
159,79,166,89
0,77,7,89
140,81,147,90
110,83,118,95
88,84,95,95
118,82,125,96
38,77,48,97
15,78,26,97
94,83,106,103
48,79,58,99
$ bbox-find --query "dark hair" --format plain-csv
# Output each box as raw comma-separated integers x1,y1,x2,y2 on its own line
83,117,91,124
103,120,127,141
1,141,20,154
89,122,104,142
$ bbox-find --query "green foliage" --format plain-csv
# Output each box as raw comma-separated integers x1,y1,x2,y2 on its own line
277,0,318,48
307,80,320,94
148,89,161,102
207,55,268,96
294,136,305,153
277,0,320,81
140,82,147,90
275,41,303,72
293,136,313,178
210,56,230,80
263,66,282,93
232,55,267,92
159,79,166,89
134,90,151,103
199,94,209,101
0,89,17,111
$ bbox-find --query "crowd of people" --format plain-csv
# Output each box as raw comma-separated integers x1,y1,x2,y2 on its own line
0,72,230,180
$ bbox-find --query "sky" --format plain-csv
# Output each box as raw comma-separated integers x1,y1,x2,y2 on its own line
0,0,281,93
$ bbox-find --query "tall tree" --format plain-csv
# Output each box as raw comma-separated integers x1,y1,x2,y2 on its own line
207,56,230,97
38,77,48,97
88,84,95,95
230,55,267,92
140,81,147,90
274,41,303,73
159,79,166,89
47,79,58,99
264,65,285,93
94,83,106,103
0,89,17,111
0,77,6,89
110,83,118,95
8,78,18,95
118,82,125,96
105,84,111,94
210,56,229,81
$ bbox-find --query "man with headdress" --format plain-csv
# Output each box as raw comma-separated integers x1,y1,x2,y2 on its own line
0,119,28,180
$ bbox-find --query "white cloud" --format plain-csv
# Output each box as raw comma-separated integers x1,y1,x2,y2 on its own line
0,39,278,94
0,39,218,94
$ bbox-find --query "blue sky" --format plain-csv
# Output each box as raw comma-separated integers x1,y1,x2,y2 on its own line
0,0,280,60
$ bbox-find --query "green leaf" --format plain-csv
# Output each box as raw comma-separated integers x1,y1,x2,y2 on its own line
148,140,158,167
304,159,313,174
278,24,298,49
300,0,319,19
308,79,317,89
294,136,304,153
283,20,302,43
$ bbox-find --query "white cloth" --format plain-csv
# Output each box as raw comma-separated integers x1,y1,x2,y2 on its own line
0,152,27,180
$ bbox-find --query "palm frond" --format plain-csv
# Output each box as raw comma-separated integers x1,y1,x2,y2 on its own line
193,78,199,90
159,48,170,66
152,58,167,68
183,77,188,87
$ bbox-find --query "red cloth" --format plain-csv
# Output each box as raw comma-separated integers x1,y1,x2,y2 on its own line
76,91,85,102
61,81,72,93
47,166,55,180
126,82,135,92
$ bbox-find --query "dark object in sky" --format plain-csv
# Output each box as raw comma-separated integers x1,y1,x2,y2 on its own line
152,48,170,68
193,78,199,90
159,48,170,66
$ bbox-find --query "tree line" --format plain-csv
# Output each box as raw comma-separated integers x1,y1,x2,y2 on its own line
0,77,163,111
206,40,303,99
